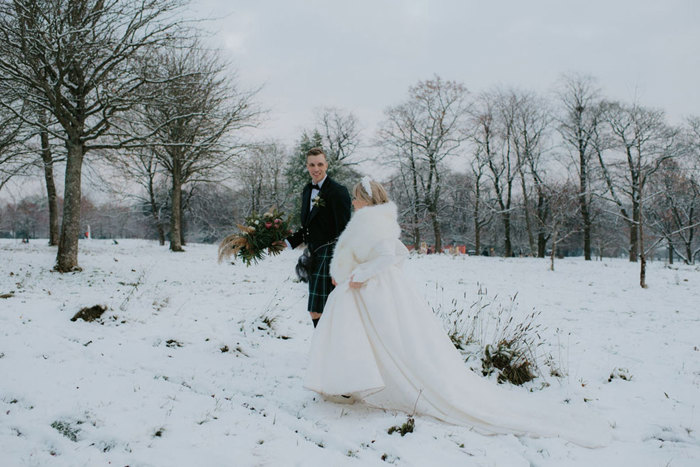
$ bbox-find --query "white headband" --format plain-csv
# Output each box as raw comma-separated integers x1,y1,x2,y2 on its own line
361,176,373,198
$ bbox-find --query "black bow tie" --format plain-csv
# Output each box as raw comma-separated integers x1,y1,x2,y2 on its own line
311,184,321,190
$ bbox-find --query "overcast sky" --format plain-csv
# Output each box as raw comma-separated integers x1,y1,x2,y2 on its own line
188,0,700,154
3,0,698,202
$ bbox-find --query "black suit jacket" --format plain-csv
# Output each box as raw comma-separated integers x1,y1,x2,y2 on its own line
287,177,352,251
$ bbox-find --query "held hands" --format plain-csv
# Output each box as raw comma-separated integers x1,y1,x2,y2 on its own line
331,276,365,288
348,275,365,289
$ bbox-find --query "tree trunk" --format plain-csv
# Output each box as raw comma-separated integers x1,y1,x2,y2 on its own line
157,223,166,246
473,179,481,254
179,200,186,246
431,209,442,253
55,141,84,272
579,149,592,260
412,225,420,251
550,230,558,271
582,213,592,260
639,213,647,288
537,231,547,258
536,191,547,258
40,129,59,246
519,170,535,255
503,212,512,257
474,220,481,255
147,177,165,246
629,203,639,262
411,154,421,251
169,167,184,252
667,238,673,265
628,153,640,262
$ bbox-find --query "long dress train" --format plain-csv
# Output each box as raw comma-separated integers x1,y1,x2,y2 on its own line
304,202,611,448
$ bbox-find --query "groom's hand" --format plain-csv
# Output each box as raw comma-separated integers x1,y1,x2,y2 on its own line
272,240,287,250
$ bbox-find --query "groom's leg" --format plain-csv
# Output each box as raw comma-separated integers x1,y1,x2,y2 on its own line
309,311,322,327
308,245,331,328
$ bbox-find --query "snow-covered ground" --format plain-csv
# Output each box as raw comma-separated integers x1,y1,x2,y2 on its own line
1,238,699,466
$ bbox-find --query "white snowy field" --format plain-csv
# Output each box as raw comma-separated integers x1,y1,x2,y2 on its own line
0,238,699,467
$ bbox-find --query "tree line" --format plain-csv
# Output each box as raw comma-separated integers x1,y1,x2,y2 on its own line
377,75,699,287
0,1,698,289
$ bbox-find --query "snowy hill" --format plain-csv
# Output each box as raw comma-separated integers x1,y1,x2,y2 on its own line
1,239,699,466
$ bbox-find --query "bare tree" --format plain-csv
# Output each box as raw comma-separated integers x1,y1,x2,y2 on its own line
471,90,520,257
647,119,700,264
556,73,605,260
137,42,260,251
1,196,40,239
378,104,423,249
379,76,469,251
107,142,169,245
318,107,361,179
468,150,492,254
599,101,678,287
679,116,700,262
647,158,699,264
0,69,65,245
36,110,61,245
440,170,472,248
183,182,240,243
543,180,580,270
17,107,65,245
0,0,188,270
234,141,290,215
510,90,552,257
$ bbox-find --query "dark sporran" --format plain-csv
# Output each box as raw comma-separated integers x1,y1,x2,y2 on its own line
295,247,314,282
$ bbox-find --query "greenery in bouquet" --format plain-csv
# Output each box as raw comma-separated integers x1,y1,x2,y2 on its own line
218,208,291,266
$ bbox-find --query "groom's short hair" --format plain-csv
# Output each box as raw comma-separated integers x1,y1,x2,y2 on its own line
306,147,327,160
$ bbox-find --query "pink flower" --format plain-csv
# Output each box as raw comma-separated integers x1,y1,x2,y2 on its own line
274,218,281,224
265,222,272,229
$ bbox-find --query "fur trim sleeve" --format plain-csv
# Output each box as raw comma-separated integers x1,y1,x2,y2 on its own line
330,202,401,283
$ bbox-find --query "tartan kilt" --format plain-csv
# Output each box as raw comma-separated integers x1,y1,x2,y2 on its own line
307,244,335,314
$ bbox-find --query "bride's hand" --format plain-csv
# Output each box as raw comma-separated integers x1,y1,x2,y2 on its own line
331,277,337,286
349,276,365,289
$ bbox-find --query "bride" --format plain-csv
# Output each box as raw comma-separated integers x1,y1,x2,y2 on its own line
304,177,611,448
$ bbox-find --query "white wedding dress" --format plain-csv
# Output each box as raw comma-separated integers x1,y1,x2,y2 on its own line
304,202,611,448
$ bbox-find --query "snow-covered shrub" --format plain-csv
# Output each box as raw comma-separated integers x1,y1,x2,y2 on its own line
434,288,549,386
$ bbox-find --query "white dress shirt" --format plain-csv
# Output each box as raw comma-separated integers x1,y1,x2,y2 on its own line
309,175,327,212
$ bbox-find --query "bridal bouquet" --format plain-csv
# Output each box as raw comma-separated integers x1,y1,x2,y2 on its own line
218,208,291,266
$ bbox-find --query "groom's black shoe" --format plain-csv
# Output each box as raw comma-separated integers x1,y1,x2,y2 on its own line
312,318,319,328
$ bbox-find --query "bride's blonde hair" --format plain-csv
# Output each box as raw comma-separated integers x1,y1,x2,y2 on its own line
353,179,389,205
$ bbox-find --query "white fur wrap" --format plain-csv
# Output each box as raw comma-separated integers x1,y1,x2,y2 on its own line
330,201,401,283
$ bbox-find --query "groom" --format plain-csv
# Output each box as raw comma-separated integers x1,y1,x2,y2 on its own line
283,147,352,328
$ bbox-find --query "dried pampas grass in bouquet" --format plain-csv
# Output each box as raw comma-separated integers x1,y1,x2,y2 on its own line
218,208,291,266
